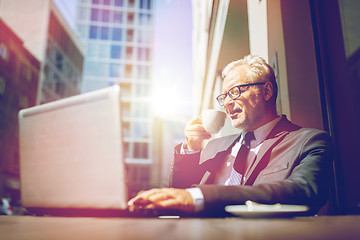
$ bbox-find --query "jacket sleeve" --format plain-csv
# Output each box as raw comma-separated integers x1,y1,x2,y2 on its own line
169,143,205,188
198,131,334,214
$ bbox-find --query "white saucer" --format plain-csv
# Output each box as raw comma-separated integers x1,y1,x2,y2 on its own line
225,203,310,218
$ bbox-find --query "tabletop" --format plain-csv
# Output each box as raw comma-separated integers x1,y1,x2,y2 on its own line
1,214,360,240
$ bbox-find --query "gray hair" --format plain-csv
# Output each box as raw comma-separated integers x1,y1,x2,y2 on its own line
222,54,278,101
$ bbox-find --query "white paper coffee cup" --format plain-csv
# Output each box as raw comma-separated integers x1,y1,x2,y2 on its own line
201,109,227,134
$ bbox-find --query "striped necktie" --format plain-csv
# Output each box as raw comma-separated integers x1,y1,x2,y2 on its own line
228,132,255,185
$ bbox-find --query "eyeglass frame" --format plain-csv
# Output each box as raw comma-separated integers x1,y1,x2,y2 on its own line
216,82,267,106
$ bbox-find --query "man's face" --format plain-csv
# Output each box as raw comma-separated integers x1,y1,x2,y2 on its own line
222,65,266,131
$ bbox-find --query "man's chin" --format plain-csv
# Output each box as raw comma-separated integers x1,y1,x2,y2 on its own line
231,119,246,130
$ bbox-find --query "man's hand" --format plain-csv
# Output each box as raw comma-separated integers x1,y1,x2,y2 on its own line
184,116,211,151
127,188,195,213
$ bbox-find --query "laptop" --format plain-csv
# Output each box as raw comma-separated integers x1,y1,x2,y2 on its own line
18,86,140,217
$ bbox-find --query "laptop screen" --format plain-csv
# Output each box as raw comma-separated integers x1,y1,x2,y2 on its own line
18,86,128,210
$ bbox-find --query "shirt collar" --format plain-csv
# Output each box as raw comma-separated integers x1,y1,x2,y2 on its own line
244,115,282,146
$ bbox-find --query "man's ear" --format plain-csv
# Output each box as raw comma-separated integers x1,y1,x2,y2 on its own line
264,82,274,101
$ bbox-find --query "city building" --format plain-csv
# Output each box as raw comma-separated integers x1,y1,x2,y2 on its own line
0,0,84,104
0,19,40,200
76,0,154,197
191,0,360,214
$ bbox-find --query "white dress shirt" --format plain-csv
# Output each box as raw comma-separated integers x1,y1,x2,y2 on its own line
186,116,282,212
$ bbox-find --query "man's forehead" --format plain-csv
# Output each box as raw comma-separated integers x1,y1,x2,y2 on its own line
223,65,249,90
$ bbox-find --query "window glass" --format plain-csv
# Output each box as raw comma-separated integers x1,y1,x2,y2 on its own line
113,11,123,23
91,8,99,21
99,44,110,58
102,9,110,22
109,63,122,77
127,12,134,25
89,25,98,39
126,47,133,59
135,84,149,97
78,7,88,20
133,143,148,158
85,61,108,76
111,45,122,59
125,64,132,77
112,28,122,41
114,0,123,6
101,26,109,40
127,29,134,42
86,43,98,57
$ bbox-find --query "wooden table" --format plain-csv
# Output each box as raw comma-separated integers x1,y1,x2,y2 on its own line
1,215,359,240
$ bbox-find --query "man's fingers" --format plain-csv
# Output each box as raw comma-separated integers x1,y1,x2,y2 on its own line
128,188,162,206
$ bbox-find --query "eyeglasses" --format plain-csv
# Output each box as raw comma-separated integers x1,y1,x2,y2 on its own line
216,82,267,106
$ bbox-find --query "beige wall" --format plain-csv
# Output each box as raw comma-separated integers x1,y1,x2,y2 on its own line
278,0,323,129
248,0,324,129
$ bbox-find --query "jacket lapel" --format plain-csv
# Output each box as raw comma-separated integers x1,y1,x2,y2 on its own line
198,134,241,184
243,116,298,185
199,134,240,165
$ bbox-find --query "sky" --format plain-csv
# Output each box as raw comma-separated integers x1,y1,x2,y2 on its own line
54,0,194,118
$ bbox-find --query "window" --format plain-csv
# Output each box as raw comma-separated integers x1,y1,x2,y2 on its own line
122,122,130,137
127,12,134,25
101,26,109,40
111,45,121,59
19,95,29,109
133,101,149,118
126,29,134,42
126,47,133,59
109,63,122,77
22,64,32,82
135,83,149,97
137,65,149,78
78,7,88,20
128,0,135,8
102,9,110,22
91,8,99,21
99,44,110,58
87,43,98,57
120,83,131,97
89,25,98,39
133,122,149,138
0,43,9,62
123,142,130,158
121,102,131,117
77,24,87,38
137,48,150,61
139,0,151,9
0,77,5,95
103,0,110,5
112,28,122,41
125,64,132,77
55,51,63,71
139,13,150,26
85,61,108,77
114,0,123,6
113,11,122,23
133,142,148,159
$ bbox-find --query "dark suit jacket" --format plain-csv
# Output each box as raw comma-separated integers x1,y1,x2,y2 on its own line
170,115,334,214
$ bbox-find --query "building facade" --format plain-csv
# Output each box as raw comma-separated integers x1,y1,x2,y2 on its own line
0,19,40,200
0,0,84,104
76,0,154,197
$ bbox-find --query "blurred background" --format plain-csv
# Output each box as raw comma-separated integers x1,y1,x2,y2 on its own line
0,0,359,215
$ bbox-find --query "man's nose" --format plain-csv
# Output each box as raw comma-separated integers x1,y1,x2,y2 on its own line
223,95,235,108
